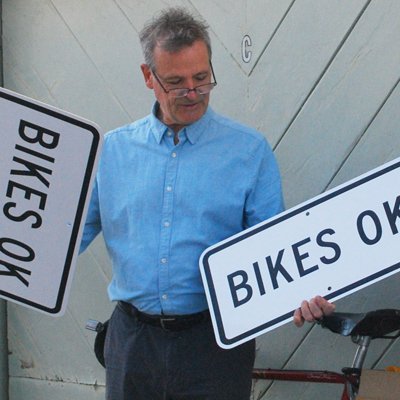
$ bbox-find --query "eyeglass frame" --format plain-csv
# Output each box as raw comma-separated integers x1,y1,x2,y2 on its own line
151,61,217,98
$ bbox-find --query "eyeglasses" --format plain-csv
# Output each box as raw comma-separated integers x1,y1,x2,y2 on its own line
151,62,217,98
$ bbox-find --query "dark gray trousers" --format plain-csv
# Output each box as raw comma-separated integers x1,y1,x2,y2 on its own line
104,303,255,400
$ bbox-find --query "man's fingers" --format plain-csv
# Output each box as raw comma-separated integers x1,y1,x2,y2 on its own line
317,295,336,316
295,297,336,327
314,295,336,317
293,308,305,327
308,297,325,320
299,299,315,322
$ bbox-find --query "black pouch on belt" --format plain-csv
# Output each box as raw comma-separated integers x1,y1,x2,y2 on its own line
86,319,109,368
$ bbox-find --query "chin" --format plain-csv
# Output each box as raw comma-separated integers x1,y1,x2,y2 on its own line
182,111,205,125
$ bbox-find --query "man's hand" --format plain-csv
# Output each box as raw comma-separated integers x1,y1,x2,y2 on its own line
293,296,335,327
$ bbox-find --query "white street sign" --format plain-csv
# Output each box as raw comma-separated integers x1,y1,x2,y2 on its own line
200,157,400,348
0,88,102,316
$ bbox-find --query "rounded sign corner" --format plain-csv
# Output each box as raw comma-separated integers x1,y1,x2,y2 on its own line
216,335,238,350
46,304,66,317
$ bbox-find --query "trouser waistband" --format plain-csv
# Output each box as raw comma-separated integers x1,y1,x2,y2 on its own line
118,301,210,331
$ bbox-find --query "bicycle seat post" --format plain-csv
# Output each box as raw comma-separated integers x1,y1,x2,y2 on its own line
351,335,371,369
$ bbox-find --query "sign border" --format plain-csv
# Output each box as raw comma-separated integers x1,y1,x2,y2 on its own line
201,158,400,346
0,88,101,314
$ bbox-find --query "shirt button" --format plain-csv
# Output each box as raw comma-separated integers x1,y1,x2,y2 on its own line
161,258,168,264
162,294,168,300
167,131,173,137
171,152,177,158
166,185,172,192
164,221,170,227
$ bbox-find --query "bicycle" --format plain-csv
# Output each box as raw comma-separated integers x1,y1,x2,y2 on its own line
252,308,400,400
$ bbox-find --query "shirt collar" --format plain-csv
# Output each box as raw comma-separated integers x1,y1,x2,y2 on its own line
149,102,213,145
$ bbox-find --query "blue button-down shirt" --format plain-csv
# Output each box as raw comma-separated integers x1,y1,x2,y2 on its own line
80,104,284,315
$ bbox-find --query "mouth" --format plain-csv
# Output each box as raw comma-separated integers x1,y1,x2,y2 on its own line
180,102,200,110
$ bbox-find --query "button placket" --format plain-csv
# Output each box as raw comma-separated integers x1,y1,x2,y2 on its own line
158,146,180,307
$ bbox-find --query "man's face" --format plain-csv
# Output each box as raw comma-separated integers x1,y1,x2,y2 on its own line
141,40,212,132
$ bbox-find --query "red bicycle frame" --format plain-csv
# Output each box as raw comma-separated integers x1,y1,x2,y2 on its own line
252,368,359,400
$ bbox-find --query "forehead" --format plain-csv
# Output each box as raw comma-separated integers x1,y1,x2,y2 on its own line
153,40,210,75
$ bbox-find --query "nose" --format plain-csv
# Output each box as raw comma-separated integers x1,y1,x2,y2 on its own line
185,88,199,100
183,77,200,99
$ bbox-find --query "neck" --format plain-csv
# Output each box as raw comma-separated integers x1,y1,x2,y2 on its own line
155,106,185,139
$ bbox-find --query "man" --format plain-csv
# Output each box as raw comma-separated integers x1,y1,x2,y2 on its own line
80,7,334,400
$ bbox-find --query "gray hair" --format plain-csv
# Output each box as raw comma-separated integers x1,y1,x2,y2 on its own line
139,7,212,70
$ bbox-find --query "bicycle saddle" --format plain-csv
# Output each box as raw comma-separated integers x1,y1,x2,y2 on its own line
319,309,400,338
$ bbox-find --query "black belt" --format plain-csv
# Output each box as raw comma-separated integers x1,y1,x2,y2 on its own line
118,301,210,331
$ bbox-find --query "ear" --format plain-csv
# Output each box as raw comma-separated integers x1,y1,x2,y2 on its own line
141,64,154,89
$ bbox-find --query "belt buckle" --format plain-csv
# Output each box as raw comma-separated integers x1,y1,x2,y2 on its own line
160,316,177,330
